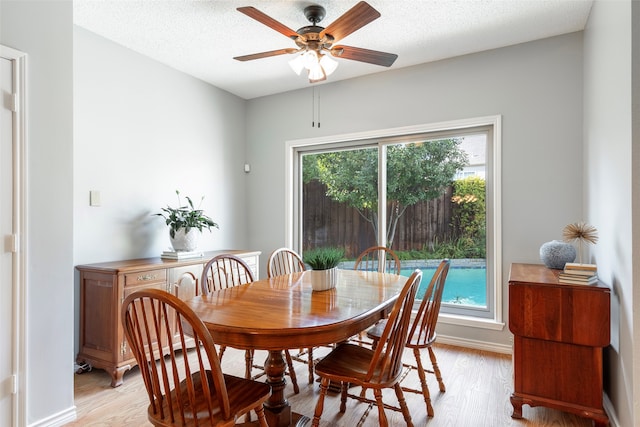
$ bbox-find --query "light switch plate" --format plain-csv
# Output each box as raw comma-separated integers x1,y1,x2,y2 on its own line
90,190,101,207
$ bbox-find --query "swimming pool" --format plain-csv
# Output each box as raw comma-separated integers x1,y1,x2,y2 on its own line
401,266,487,307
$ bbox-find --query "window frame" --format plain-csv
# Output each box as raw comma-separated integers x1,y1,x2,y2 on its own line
285,116,503,329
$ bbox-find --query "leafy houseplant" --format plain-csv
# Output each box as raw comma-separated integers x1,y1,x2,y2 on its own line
155,190,219,251
303,247,344,270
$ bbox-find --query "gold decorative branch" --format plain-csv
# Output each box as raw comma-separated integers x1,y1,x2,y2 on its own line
563,221,598,264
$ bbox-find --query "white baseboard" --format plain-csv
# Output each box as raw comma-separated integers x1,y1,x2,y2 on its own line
603,393,619,427
28,406,76,427
437,333,513,355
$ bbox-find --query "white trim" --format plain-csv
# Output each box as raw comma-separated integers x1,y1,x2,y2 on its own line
436,333,512,355
286,116,502,148
603,393,620,427
492,116,503,326
284,143,294,247
25,406,76,427
378,145,387,245
1,44,27,427
438,313,506,331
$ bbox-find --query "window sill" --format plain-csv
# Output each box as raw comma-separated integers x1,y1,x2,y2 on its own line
438,313,506,331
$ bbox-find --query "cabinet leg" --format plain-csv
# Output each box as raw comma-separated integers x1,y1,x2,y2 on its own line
510,395,523,419
109,365,131,388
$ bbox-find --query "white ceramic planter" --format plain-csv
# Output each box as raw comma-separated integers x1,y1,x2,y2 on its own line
310,267,338,292
170,228,200,252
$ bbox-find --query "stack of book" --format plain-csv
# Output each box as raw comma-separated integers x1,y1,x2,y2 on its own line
558,262,598,285
161,250,204,260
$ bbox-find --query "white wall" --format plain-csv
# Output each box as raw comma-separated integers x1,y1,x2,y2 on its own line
245,32,585,348
584,1,636,426
0,1,75,425
73,27,248,265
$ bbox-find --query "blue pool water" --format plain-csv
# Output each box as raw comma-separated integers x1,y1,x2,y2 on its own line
401,267,487,307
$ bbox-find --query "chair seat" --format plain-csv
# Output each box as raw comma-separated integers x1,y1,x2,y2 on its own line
314,343,401,389
151,370,271,426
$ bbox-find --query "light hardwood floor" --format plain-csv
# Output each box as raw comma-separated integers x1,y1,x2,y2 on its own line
66,343,594,426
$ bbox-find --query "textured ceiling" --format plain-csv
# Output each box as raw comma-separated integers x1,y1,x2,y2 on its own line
73,0,594,100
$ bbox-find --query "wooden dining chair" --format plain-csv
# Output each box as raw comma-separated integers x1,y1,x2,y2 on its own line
121,288,270,427
366,259,450,417
267,247,306,277
203,253,300,394
311,269,423,427
354,245,402,274
266,247,314,387
201,254,255,296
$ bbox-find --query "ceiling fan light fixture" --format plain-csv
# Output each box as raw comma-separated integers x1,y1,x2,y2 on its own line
290,48,335,82
288,54,305,75
301,49,318,69
308,62,326,82
319,53,338,76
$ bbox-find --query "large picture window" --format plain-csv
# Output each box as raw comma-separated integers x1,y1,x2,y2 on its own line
286,117,502,326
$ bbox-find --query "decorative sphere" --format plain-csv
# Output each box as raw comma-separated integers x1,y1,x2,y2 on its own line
539,240,576,269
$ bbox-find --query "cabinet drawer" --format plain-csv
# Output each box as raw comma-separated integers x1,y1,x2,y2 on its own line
509,282,610,346
239,254,259,277
124,269,167,286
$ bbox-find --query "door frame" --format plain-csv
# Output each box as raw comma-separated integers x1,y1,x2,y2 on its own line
1,44,27,427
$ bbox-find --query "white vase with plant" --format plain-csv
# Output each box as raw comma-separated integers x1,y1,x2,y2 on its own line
155,190,219,252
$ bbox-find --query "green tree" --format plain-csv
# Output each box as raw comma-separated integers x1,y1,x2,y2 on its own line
303,139,468,246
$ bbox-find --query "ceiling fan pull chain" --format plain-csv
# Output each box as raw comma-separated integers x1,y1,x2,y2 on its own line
317,89,321,128
311,87,315,127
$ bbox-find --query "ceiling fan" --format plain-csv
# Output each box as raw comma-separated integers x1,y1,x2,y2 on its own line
234,1,398,83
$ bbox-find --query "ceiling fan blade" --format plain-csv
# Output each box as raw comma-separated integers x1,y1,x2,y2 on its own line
330,45,398,67
237,6,299,39
234,48,298,62
319,1,380,44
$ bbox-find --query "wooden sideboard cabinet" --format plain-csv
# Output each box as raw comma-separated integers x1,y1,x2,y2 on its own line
508,263,610,427
76,250,260,387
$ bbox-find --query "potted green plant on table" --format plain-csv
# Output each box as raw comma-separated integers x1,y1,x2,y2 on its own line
303,247,344,291
155,190,219,253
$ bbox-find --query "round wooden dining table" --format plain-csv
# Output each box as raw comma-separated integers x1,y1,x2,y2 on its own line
185,268,408,427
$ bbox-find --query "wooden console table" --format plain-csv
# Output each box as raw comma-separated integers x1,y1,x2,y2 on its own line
508,263,610,427
76,250,260,387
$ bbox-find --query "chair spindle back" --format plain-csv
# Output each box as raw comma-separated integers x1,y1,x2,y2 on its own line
121,288,231,423
354,246,401,275
409,259,450,347
201,254,254,295
267,247,306,278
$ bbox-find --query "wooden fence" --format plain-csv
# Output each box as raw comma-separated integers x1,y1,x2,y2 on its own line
303,180,455,258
